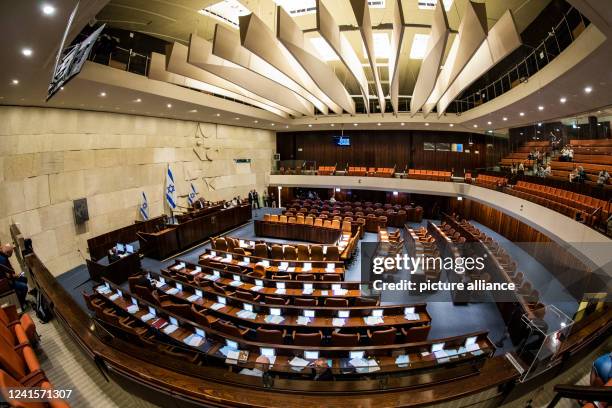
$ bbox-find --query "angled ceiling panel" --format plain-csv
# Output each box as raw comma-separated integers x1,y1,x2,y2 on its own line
213,24,329,116
316,0,370,113
422,1,488,116
188,33,312,116
350,0,386,114
437,10,522,115
409,3,449,116
276,6,355,114
388,0,405,116
148,52,288,118
239,13,339,114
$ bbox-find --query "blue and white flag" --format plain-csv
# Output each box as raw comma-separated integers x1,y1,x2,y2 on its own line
188,183,198,206
140,192,149,220
165,166,177,210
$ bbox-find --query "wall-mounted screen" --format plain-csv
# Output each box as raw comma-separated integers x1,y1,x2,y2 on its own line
333,136,351,146
452,143,463,152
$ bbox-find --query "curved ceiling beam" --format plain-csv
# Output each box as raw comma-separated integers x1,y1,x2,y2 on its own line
316,0,370,114
422,1,487,116
276,6,356,115
350,0,386,114
188,33,312,117
213,24,329,116
151,47,288,119
239,13,339,115
437,10,522,116
409,2,449,116
389,0,405,116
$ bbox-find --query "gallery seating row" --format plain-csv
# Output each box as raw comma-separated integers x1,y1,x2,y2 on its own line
317,165,337,175
347,167,395,177
87,281,494,380
474,174,507,189
405,169,452,181
511,181,609,222
549,160,612,175
569,139,612,147
0,305,70,407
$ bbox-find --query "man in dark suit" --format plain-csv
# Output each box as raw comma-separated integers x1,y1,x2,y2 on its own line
0,244,28,308
248,190,254,208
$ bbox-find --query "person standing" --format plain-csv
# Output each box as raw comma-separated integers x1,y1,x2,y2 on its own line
248,190,254,208
262,190,269,208
254,190,261,209
0,244,28,309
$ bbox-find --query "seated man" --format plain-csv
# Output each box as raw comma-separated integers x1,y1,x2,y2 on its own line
597,170,610,186
0,244,28,309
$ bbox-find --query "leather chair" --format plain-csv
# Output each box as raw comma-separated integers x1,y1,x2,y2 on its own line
293,331,323,346
214,238,228,251
284,246,298,260
254,243,269,258
342,221,352,233
214,320,249,338
270,214,279,222
256,327,287,344
279,215,288,223
296,215,305,224
367,327,397,345
305,216,314,226
321,274,341,281
248,264,267,278
191,304,218,327
294,297,318,306
295,273,315,281
270,245,284,260
353,297,379,307
297,244,310,260
160,301,192,320
272,273,291,280
324,298,348,307
134,285,161,306
401,325,431,342
331,331,360,347
325,246,340,261
235,290,259,302
265,296,290,305
310,245,324,261
314,218,323,227
323,220,333,228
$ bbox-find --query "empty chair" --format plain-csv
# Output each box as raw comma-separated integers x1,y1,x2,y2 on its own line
294,297,318,306
270,214,279,222
265,296,290,305
296,215,305,224
270,245,284,260
402,325,431,342
297,244,310,261
284,246,297,260
235,290,259,302
295,273,315,281
305,216,314,226
272,273,291,280
0,335,42,381
310,245,324,261
292,331,323,346
191,304,218,327
518,281,533,295
321,274,341,281
256,327,286,344
331,331,360,347
214,238,228,251
353,297,379,307
325,246,340,261
324,297,348,307
331,219,341,229
314,218,323,227
279,215,288,223
214,320,249,338
254,243,269,258
248,264,266,278
367,327,397,346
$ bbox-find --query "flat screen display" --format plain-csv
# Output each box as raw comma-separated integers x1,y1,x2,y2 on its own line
333,136,351,146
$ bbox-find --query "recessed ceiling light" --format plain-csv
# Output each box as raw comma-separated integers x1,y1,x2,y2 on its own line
330,124,335,127
449,124,454,127
424,123,429,126
135,98,141,102
538,105,544,111
502,117,508,121
254,120,258,123
11,79,19,85
42,4,56,15
189,109,197,113
216,113,221,117
234,117,240,120
271,123,275,126
99,91,106,97
401,122,405,126
285,125,289,128
377,123,381,126
308,124,312,127
519,112,525,116
537,122,542,126
584,86,592,93
21,48,33,57
353,123,358,126
473,124,478,128
60,86,64,91
166,103,172,108
559,97,567,103
487,121,492,125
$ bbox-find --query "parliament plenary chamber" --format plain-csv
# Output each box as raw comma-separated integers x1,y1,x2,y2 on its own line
0,0,611,407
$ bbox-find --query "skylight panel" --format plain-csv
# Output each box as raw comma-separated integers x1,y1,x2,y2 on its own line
409,33,430,59
198,0,250,28
310,37,340,61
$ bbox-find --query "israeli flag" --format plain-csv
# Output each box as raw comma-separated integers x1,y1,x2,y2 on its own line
188,183,198,206
140,192,149,220
165,166,177,210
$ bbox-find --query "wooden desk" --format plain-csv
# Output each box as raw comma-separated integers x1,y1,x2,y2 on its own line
254,220,341,244
86,252,141,284
138,227,180,260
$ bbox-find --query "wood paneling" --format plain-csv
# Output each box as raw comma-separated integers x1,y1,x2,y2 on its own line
276,130,508,172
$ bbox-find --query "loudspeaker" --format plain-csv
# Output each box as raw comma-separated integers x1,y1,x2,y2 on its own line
73,198,89,224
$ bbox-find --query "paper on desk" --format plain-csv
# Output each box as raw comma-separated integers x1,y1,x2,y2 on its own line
251,285,263,292
404,313,420,321
238,262,249,267
183,334,204,347
395,355,409,366
302,288,313,295
237,310,257,320
109,293,120,301
434,350,448,360
211,303,225,310
141,313,154,322
230,280,243,287
278,263,288,271
332,289,347,296
165,287,179,295
289,357,309,367
363,316,384,325
219,345,232,357
321,290,329,296
264,315,285,324
155,281,164,288
466,343,480,352
127,305,139,314
187,294,201,302
96,286,111,294
296,316,310,326
349,358,368,368
163,324,178,335
332,318,346,327
240,368,263,377
275,288,286,294
286,267,295,272
226,350,240,361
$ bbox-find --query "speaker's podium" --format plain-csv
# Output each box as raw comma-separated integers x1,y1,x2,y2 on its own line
86,251,141,285
138,227,180,260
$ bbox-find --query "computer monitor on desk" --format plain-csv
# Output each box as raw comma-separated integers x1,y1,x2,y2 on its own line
116,243,125,253
304,351,319,360
260,347,276,357
125,244,134,254
226,339,239,350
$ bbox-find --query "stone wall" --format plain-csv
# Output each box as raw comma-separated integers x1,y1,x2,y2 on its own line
0,106,276,276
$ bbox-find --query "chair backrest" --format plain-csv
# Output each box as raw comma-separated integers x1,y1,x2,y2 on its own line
321,273,341,281
271,245,284,260
252,264,266,277
323,219,333,228
214,238,227,251
305,216,314,226
272,273,291,280
370,327,397,345
325,246,340,261
404,325,431,342
297,244,310,260
293,331,322,346
235,290,255,301
314,218,323,227
265,296,287,305
254,243,269,258
342,221,352,232
331,219,341,229
279,215,288,223
354,297,378,307
215,320,245,338
0,337,26,379
263,214,271,222
310,245,324,261
256,327,284,343
324,297,348,307
270,214,279,222
284,246,297,260
0,369,48,408
294,297,317,306
331,331,360,347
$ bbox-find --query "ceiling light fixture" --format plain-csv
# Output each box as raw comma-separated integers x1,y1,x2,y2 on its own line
487,121,492,125
424,123,429,126
502,117,508,121
330,124,335,127
42,4,56,15
189,109,197,113
449,124,454,127
473,124,478,128
216,113,221,117
271,123,275,126
234,117,240,120
166,103,172,108
538,105,544,111
198,0,249,29
308,124,312,127
134,98,141,102
99,91,106,97
377,123,381,126
254,120,258,123
21,48,33,57
353,123,358,126
364,32,391,60
559,97,567,103
401,122,405,126
11,79,19,85
519,112,525,116
584,86,592,93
